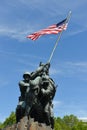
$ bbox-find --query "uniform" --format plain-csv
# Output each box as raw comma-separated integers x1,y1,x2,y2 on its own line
16,72,31,122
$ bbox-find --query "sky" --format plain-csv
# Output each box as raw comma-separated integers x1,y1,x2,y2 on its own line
0,0,87,122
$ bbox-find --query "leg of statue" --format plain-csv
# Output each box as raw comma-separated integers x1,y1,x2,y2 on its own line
43,102,51,126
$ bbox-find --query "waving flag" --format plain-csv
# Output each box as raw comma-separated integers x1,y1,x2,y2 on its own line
27,18,68,40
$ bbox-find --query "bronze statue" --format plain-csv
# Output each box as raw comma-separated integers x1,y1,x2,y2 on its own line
16,62,56,129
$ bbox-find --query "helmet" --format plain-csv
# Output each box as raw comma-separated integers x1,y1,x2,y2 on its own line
39,62,44,67
23,72,31,79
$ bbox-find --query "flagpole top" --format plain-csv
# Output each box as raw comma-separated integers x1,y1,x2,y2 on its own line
69,11,72,14
66,10,72,24
68,11,72,17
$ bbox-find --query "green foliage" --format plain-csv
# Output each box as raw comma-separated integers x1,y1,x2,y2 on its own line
0,113,87,130
55,116,70,130
63,114,78,128
0,112,16,129
0,122,3,129
54,115,87,130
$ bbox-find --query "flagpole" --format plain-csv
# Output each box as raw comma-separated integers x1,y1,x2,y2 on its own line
48,11,72,63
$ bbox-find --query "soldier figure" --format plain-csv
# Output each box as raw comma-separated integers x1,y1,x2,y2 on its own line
25,75,42,116
19,72,31,100
16,72,31,122
40,72,56,128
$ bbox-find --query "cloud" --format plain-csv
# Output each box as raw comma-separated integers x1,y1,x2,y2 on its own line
0,25,31,41
51,61,87,81
0,49,44,71
50,68,62,75
0,114,7,122
79,117,87,122
53,100,62,107
0,0,87,40
0,48,87,82
53,100,87,117
65,61,87,73
0,80,9,88
18,0,87,13
68,28,87,37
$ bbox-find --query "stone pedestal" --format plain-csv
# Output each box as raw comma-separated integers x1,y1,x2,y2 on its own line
2,116,53,130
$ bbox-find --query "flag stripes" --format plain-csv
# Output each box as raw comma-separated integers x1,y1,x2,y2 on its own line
27,18,68,40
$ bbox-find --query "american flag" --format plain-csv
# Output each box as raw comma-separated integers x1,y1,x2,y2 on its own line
27,18,68,40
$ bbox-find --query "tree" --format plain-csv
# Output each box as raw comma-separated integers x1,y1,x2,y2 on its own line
0,122,3,129
76,121,87,130
54,117,62,130
1,112,16,128
63,114,79,129
54,117,71,130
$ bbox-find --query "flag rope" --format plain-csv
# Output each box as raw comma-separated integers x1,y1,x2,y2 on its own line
48,11,72,63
